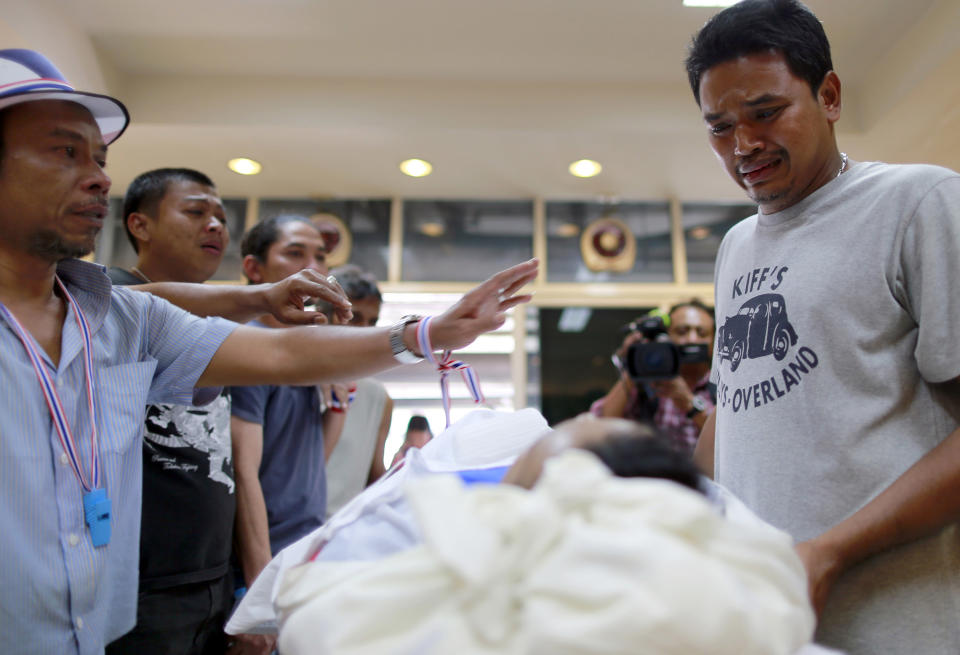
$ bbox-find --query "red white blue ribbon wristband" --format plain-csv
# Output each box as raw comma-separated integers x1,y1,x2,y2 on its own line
329,384,357,411
415,316,485,428
0,276,100,491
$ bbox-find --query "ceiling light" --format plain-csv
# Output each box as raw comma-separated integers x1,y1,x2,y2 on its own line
568,159,602,178
689,226,711,240
400,158,433,177
227,157,262,175
682,0,742,7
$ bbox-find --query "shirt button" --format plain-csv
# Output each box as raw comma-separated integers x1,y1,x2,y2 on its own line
60,452,69,466
68,533,80,547
75,616,84,630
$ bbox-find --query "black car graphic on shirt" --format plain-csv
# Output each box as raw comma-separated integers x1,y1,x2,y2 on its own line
717,293,798,371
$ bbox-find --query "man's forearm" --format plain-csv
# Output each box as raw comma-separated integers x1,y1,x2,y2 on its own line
322,407,346,462
232,417,274,587
133,282,269,322
692,410,716,478
597,379,631,417
130,268,352,325
199,324,402,388
691,407,709,431
813,423,960,572
198,258,539,388
235,472,274,588
797,421,960,615
367,397,393,484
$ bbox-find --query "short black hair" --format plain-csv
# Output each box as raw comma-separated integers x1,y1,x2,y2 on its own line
685,0,833,106
583,425,703,493
240,214,318,266
407,415,431,434
122,168,216,253
329,264,382,303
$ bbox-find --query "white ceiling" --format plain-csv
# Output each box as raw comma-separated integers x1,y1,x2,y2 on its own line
2,0,958,200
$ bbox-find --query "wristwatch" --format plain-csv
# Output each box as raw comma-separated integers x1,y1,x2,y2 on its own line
686,395,707,419
389,315,424,364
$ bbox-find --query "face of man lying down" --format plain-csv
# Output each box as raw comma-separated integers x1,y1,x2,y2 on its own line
502,415,656,489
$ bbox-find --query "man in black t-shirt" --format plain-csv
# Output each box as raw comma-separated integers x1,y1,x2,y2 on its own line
106,168,244,655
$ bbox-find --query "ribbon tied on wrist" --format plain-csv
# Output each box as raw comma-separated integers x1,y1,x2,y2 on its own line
416,316,485,428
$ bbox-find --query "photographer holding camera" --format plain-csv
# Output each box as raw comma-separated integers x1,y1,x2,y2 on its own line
590,300,715,455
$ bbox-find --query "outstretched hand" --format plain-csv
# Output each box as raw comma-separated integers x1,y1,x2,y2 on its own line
261,269,353,325
427,259,539,352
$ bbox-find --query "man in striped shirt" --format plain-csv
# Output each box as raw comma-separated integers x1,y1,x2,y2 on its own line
0,48,537,655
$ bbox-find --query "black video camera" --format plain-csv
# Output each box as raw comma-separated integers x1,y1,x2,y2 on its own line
621,315,710,381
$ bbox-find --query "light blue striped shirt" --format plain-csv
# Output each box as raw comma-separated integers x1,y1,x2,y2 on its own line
0,259,238,655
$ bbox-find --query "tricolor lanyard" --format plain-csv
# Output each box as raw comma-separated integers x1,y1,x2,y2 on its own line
0,276,111,546
416,316,485,428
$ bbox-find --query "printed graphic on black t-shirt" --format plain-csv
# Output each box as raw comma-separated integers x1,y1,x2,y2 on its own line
715,265,820,414
139,392,236,588
144,398,234,492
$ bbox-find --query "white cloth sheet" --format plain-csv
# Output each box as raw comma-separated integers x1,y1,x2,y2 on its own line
227,408,838,654
277,451,816,655
227,408,550,635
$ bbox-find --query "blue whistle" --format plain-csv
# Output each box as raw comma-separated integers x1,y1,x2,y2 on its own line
83,488,112,547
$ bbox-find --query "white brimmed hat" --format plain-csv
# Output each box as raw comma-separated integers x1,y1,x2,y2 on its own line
0,48,129,144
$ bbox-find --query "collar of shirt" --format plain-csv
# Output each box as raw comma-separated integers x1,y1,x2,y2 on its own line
56,259,112,338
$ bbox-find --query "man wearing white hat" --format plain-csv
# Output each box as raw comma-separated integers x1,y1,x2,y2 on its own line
0,48,537,655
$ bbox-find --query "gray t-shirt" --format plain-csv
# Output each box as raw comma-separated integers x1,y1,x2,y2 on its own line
711,161,960,654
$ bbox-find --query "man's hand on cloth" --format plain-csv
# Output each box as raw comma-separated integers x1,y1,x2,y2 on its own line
795,537,843,618
226,632,277,655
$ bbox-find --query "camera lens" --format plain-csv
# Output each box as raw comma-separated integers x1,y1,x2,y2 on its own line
643,349,666,369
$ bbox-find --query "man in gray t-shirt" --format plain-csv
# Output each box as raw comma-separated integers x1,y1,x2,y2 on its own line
685,2,960,654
